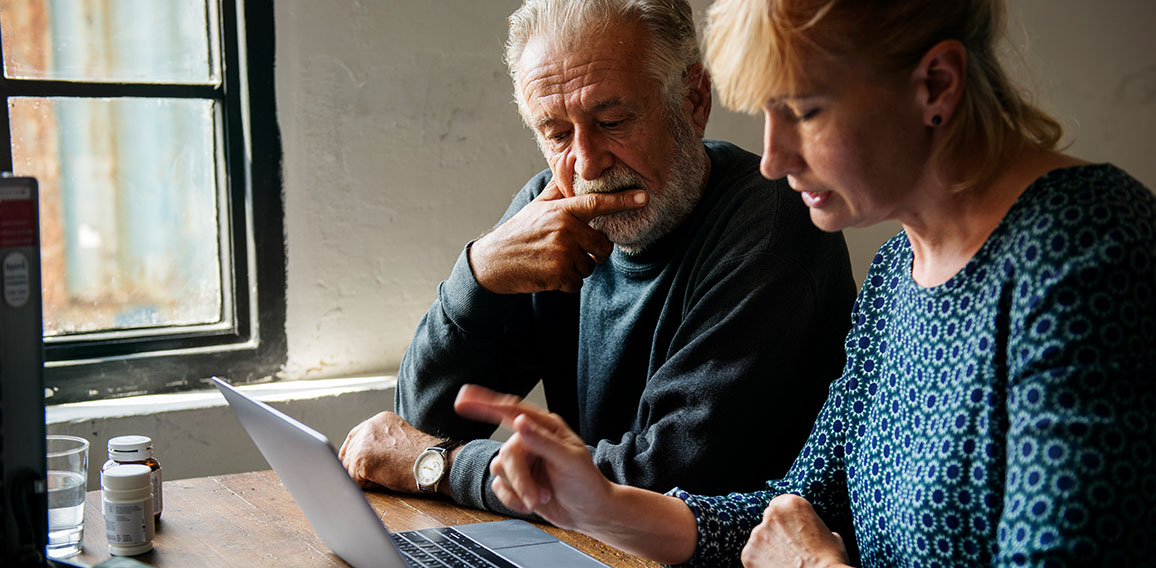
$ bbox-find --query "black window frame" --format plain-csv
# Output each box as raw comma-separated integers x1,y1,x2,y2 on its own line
0,0,285,404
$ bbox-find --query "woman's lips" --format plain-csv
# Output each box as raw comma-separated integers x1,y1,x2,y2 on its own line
800,190,831,208
787,177,831,208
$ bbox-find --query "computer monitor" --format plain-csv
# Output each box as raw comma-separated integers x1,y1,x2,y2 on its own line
0,176,47,566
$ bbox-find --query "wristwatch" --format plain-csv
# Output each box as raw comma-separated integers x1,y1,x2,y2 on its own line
413,440,463,493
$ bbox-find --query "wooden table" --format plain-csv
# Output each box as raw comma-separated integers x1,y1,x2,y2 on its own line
73,470,660,567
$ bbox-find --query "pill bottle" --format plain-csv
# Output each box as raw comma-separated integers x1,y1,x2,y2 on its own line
101,464,155,556
103,435,162,520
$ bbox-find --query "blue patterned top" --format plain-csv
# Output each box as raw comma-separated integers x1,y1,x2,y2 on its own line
671,164,1156,567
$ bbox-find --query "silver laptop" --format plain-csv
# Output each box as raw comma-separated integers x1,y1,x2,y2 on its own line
211,377,608,568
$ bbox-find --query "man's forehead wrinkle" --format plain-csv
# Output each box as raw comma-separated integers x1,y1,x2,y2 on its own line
522,61,634,127
523,54,618,92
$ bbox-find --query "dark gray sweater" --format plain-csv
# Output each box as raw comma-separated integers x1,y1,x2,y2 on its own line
396,140,857,516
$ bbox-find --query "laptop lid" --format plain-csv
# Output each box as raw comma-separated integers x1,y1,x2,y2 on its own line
211,377,404,568
210,377,608,568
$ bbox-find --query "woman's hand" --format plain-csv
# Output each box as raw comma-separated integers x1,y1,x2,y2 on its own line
455,384,701,564
453,384,614,531
741,494,851,568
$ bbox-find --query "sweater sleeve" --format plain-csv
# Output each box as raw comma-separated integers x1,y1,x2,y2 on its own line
996,200,1156,565
394,240,545,437
395,174,568,513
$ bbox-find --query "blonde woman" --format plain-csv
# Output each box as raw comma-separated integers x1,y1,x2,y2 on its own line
454,0,1156,566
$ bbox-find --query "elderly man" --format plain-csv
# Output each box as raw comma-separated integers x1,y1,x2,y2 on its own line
339,0,855,516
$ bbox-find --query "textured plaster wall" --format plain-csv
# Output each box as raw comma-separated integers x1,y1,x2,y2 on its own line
277,0,1156,382
277,0,542,380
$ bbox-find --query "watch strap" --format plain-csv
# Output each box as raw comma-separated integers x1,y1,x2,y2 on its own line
431,439,465,453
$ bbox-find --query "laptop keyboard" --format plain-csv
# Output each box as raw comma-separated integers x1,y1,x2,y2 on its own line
392,526,519,568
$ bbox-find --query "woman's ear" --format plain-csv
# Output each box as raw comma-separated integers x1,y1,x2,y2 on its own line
914,40,966,127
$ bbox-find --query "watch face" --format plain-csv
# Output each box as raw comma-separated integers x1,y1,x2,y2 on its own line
415,450,446,487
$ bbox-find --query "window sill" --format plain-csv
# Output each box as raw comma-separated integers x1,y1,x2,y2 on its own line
46,375,396,423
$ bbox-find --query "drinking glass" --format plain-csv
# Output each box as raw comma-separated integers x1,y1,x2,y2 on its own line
46,435,89,559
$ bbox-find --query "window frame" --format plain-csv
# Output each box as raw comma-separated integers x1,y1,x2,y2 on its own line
0,0,285,404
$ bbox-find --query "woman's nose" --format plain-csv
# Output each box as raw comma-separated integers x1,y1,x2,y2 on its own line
760,110,804,180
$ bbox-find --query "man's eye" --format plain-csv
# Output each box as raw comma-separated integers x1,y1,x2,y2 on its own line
600,120,623,129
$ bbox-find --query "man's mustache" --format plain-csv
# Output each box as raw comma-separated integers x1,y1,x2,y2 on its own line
573,169,646,195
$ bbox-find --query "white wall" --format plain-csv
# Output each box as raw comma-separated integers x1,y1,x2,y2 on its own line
277,0,542,380
50,0,1156,484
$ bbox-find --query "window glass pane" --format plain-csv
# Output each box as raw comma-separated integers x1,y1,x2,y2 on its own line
9,96,224,335
1,0,217,85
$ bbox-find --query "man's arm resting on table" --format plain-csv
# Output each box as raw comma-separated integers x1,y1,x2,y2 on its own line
339,410,465,494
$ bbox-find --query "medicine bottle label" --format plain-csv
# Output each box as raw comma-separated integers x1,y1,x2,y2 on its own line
103,499,155,545
150,468,163,517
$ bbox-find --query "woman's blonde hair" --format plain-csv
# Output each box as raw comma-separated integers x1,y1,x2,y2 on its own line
704,0,1063,190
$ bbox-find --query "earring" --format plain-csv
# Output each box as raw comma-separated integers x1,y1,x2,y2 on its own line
931,115,942,126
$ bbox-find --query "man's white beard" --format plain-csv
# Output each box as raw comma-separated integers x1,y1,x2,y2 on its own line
572,114,707,255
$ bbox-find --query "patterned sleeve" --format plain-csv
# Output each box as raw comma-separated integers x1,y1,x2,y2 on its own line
998,173,1156,564
665,286,879,567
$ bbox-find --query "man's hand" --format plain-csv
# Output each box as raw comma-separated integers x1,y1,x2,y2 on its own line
338,411,446,493
469,180,648,294
740,494,851,568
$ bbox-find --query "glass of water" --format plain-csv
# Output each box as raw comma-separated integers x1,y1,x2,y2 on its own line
46,435,89,559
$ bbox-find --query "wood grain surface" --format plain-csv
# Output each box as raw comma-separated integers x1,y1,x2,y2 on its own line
72,470,661,567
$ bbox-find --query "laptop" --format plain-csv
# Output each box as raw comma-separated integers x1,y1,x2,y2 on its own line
210,377,608,568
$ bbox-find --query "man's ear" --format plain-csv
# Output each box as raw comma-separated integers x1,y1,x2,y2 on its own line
685,63,712,137
914,40,965,127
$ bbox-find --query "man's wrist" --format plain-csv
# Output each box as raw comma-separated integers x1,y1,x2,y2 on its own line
466,236,499,294
435,444,465,497
413,439,465,494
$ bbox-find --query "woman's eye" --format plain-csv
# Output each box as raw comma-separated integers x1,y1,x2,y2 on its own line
793,108,820,121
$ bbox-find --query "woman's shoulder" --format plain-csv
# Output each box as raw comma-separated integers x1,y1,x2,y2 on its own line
992,164,1156,322
998,164,1155,267
1013,163,1153,229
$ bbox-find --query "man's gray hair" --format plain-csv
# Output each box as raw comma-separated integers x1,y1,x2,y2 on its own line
505,0,701,120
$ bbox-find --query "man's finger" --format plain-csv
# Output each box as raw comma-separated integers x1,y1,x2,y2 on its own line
571,228,614,264
573,252,598,280
565,190,649,223
534,179,565,202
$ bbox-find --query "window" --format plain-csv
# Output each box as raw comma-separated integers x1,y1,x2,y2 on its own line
0,0,285,403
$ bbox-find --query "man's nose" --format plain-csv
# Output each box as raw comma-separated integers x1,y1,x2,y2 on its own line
759,110,804,181
573,126,615,181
